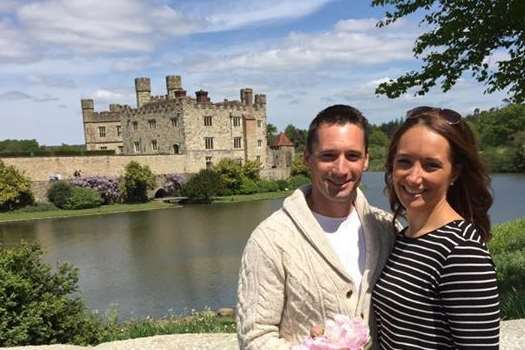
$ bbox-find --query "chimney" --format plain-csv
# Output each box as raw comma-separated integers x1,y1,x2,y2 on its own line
240,88,253,106
254,94,266,106
195,90,208,103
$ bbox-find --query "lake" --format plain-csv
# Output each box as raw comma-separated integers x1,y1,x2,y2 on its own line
0,172,523,319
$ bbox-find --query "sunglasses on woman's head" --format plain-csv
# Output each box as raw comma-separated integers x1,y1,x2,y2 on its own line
406,106,462,125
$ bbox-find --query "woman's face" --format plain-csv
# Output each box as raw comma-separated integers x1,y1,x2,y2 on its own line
392,125,456,216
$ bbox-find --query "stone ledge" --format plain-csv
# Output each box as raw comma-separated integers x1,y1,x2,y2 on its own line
5,320,524,350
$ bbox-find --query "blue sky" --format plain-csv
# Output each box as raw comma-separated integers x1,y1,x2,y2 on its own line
0,0,507,145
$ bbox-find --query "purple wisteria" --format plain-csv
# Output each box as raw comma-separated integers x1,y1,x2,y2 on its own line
71,176,120,204
162,173,186,196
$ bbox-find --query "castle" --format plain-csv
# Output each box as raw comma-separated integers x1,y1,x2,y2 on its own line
81,75,293,172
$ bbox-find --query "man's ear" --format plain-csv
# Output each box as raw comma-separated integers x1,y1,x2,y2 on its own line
364,152,369,171
303,150,311,168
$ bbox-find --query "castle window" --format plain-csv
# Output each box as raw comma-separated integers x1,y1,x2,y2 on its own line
116,126,122,136
133,141,140,153
204,137,214,150
234,137,242,149
148,119,157,129
171,118,178,127
256,155,261,162
257,139,262,148
98,126,106,137
233,116,241,127
204,115,213,126
173,144,180,154
257,120,262,128
100,146,107,150
151,140,158,151
133,121,138,131
206,156,213,169
118,146,123,153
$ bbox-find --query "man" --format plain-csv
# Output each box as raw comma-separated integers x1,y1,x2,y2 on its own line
236,105,397,349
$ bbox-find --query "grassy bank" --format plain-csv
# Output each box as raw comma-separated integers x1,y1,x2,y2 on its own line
0,191,291,223
100,311,235,343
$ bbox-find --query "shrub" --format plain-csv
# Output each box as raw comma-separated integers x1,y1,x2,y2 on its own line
287,175,310,189
120,161,156,203
0,244,107,346
276,179,289,191
291,154,310,177
242,160,261,180
239,176,258,195
182,169,224,203
13,202,58,213
63,187,103,210
256,179,280,193
0,160,34,211
213,159,243,194
47,180,73,209
71,176,120,204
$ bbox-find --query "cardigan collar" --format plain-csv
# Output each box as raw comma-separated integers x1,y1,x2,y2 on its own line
282,185,381,286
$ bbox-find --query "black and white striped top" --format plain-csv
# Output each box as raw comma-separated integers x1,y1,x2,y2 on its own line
372,220,500,349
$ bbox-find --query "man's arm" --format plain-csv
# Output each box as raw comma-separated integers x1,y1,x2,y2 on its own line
236,233,292,350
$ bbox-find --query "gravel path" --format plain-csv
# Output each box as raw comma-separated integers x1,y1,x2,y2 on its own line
5,319,524,349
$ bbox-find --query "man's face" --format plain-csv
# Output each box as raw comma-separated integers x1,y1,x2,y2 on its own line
304,122,368,216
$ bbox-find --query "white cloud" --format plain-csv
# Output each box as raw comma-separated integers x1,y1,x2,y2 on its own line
185,17,417,72
93,89,127,101
0,19,38,63
204,0,334,31
0,91,33,101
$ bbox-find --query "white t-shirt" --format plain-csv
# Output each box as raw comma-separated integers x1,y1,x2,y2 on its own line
313,209,366,288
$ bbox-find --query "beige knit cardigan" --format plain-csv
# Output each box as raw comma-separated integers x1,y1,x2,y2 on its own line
236,186,397,349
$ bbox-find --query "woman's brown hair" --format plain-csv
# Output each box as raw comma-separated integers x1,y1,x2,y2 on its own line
384,108,493,242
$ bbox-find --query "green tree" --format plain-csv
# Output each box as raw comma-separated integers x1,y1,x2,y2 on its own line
285,124,307,153
291,154,310,177
182,169,224,203
0,161,34,211
0,244,106,346
120,161,155,203
372,0,525,103
213,159,243,194
369,127,389,148
266,123,278,146
0,139,40,154
242,160,261,180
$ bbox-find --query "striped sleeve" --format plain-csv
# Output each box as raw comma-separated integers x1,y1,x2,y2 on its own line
439,239,500,349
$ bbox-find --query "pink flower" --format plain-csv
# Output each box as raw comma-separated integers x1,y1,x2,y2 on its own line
292,315,369,350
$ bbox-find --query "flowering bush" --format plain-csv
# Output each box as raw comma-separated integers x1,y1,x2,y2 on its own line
71,176,120,204
293,315,369,350
163,173,185,196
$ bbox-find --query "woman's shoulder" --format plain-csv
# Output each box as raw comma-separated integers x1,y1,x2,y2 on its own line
435,220,487,249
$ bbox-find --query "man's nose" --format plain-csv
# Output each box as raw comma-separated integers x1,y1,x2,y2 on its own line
332,156,349,175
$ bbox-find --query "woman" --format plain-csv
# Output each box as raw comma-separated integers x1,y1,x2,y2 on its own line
372,107,500,349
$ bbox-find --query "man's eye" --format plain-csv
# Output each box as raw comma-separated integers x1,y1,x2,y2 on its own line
319,154,336,161
346,154,361,161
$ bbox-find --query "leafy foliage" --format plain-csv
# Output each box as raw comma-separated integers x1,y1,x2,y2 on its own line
71,176,120,204
0,244,107,346
372,0,525,103
242,160,261,180
291,154,310,177
0,161,34,211
266,123,278,146
285,124,308,153
287,175,310,190
182,169,224,203
63,187,103,210
47,181,73,209
120,161,156,203
0,139,40,153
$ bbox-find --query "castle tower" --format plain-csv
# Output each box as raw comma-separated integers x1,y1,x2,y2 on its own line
240,88,253,106
166,75,182,98
195,90,209,103
135,77,151,108
254,94,266,106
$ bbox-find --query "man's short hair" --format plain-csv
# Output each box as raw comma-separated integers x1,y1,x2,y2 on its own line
306,104,369,154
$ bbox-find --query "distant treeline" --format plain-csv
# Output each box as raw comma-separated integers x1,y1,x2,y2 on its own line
269,104,525,173
0,141,114,157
